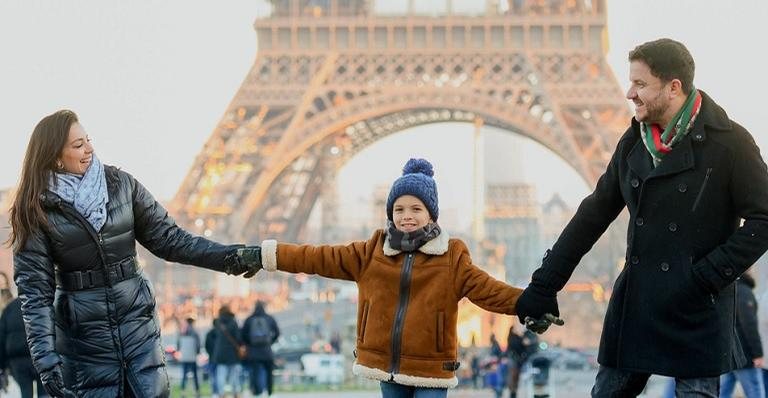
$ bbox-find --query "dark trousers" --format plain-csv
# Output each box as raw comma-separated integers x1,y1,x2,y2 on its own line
592,365,719,397
9,357,44,398
180,362,200,391
249,360,274,395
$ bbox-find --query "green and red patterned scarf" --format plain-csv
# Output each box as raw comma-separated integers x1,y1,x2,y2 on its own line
641,88,702,166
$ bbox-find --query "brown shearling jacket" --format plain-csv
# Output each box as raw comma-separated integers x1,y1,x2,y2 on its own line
261,229,522,388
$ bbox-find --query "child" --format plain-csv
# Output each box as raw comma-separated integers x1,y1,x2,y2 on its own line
259,158,529,398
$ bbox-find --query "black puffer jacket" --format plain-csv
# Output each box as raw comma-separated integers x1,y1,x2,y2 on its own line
14,166,241,397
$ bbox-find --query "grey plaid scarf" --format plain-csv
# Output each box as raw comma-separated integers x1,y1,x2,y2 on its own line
386,221,442,252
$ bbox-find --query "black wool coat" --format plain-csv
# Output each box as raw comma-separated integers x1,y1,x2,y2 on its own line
537,91,768,377
14,166,241,397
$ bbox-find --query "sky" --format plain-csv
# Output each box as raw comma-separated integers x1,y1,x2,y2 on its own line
1,0,767,232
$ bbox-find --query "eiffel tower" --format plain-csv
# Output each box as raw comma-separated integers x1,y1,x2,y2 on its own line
170,0,630,243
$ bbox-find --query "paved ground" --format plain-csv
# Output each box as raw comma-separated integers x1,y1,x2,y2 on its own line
2,368,682,397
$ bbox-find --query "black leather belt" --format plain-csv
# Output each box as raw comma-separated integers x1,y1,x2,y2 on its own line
56,257,139,291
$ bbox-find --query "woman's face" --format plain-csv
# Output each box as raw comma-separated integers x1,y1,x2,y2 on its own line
392,194,432,232
57,122,94,175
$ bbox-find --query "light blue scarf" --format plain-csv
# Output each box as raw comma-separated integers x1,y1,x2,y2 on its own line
49,154,109,231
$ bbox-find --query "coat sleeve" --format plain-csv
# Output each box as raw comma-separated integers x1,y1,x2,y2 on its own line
531,134,630,292
129,172,242,272
261,230,381,281
13,230,61,373
692,128,768,293
452,240,522,315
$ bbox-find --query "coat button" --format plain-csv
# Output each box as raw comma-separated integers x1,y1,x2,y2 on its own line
694,134,704,141
678,183,687,193
630,256,639,265
630,178,640,188
724,267,734,276
668,222,678,232
660,262,670,272
635,217,644,226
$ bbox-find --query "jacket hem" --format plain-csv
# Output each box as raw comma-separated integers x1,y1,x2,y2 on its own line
352,362,458,388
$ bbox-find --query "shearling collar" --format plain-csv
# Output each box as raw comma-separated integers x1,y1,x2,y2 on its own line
383,229,449,256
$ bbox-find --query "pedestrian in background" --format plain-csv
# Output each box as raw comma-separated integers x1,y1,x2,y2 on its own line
242,300,280,398
205,322,220,397
0,296,45,397
720,270,764,398
213,305,244,397
178,317,202,396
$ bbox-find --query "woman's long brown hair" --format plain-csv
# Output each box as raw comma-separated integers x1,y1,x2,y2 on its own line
8,110,78,252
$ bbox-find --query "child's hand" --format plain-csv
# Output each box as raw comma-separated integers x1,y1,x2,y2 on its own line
524,313,564,334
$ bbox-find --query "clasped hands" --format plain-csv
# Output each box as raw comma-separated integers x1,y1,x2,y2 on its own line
224,246,262,278
516,284,565,334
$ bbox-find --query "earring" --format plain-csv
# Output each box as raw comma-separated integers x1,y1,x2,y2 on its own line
56,161,64,170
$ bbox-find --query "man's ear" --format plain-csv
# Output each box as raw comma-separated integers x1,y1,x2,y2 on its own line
668,79,684,99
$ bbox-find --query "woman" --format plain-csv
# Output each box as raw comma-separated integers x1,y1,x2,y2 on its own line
9,110,261,397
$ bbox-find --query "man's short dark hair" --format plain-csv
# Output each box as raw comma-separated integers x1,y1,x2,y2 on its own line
629,38,695,94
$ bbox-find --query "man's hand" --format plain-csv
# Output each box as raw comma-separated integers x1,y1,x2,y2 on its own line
39,365,76,398
516,284,560,326
524,313,565,334
224,246,262,278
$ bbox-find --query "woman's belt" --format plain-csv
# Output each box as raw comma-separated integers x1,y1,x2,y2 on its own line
56,257,139,290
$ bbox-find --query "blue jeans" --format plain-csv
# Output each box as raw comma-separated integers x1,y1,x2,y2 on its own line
379,381,448,398
592,366,718,397
720,368,765,398
216,364,242,394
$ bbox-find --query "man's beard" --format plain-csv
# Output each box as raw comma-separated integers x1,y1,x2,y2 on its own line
638,91,670,125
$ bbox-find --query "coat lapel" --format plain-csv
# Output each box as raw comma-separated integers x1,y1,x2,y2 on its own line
648,131,696,180
627,139,653,181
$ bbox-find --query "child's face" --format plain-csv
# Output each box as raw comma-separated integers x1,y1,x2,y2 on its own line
392,195,433,232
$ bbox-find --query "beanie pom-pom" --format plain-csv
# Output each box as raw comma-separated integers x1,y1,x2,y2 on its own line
402,158,434,177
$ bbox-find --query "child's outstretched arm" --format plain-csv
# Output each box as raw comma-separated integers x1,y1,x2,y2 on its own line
260,230,382,281
451,240,522,315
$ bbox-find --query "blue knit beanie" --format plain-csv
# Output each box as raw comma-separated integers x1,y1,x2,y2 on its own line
386,158,439,222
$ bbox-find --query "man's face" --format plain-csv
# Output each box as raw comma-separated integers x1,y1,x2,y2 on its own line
626,60,672,125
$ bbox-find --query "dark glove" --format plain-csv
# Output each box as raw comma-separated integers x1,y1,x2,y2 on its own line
516,283,559,326
524,313,565,334
224,246,262,278
39,365,76,398
237,247,262,278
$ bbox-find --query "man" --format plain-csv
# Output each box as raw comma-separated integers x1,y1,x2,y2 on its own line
515,38,768,396
241,301,280,398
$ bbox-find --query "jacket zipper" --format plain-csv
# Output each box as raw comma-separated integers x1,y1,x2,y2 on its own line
58,202,129,389
389,253,414,374
691,168,713,212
